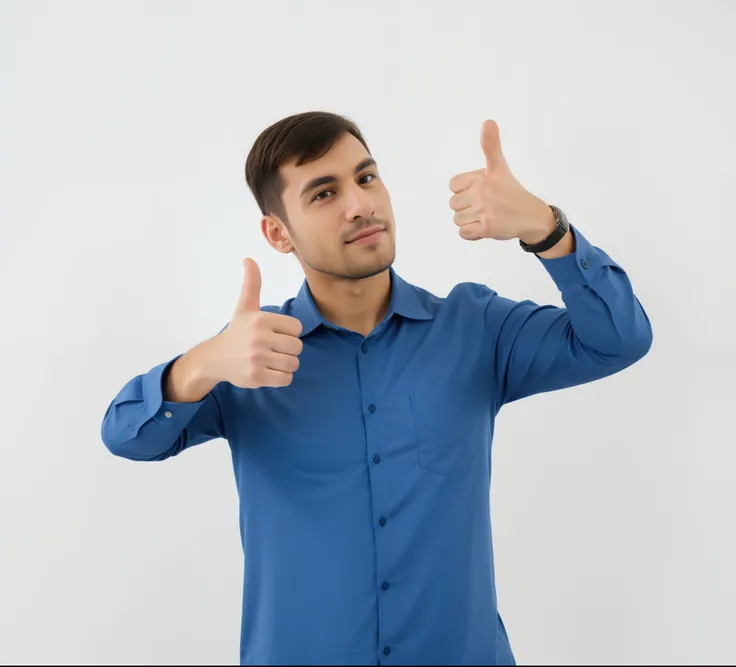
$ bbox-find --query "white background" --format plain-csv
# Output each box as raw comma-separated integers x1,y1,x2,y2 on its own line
2,0,735,664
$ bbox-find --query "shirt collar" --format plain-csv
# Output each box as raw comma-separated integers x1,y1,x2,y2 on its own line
289,266,434,338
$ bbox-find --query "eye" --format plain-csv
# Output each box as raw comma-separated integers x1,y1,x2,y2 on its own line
312,189,334,202
311,173,378,204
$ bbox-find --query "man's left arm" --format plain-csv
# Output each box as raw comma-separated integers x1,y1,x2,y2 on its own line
449,119,653,405
483,224,652,405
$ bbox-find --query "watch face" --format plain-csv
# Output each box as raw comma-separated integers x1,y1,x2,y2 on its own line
551,205,569,230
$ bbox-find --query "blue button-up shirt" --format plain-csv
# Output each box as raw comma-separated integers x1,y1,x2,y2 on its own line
101,226,652,665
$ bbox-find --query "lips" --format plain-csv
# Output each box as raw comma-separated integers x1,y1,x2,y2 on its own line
347,227,385,243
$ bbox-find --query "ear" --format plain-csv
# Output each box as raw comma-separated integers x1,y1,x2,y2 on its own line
261,215,294,254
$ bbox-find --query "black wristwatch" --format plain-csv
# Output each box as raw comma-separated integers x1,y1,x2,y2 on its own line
519,204,570,254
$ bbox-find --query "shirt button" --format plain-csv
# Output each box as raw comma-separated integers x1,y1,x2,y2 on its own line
164,411,173,419
373,455,381,464
581,258,589,269
361,342,368,353
368,404,376,413
379,516,387,526
381,581,390,591
383,647,391,656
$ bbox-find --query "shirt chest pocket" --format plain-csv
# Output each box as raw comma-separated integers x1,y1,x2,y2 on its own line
408,383,490,476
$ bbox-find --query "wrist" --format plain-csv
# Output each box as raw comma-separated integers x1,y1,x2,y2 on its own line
191,337,224,386
518,202,575,258
519,201,557,245
165,341,220,403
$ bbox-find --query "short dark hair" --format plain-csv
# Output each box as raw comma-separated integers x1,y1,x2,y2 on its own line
244,111,371,221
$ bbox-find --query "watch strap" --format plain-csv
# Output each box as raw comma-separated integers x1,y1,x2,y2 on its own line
519,205,569,254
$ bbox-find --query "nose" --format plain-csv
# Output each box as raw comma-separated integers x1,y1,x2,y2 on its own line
344,183,375,221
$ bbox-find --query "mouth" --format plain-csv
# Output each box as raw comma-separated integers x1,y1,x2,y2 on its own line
346,228,386,245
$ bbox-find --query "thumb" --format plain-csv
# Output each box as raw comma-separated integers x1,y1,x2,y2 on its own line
235,258,262,314
480,119,506,172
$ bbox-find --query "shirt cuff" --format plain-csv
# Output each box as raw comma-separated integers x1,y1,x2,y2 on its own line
536,225,620,287
141,354,207,419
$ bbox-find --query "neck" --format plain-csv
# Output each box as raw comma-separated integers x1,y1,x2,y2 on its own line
307,269,392,338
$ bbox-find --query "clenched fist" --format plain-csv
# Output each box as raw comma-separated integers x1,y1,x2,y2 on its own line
205,259,304,388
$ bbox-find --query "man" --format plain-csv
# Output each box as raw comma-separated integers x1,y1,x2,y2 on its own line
101,111,653,665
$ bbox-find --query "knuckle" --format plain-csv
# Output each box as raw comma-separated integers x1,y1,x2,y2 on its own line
248,349,265,366
252,311,268,326
249,332,268,349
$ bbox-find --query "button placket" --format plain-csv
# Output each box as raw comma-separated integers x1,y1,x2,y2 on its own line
357,335,396,663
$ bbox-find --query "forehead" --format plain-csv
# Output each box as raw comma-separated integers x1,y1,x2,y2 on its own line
279,133,371,194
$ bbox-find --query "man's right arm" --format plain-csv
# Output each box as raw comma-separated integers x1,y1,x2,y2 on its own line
100,257,303,462
100,338,227,462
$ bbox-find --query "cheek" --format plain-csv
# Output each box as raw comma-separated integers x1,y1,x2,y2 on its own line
376,188,393,216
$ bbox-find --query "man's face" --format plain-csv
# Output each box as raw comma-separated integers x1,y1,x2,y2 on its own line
267,132,396,281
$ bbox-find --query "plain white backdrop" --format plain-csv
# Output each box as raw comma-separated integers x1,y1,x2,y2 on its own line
1,0,735,664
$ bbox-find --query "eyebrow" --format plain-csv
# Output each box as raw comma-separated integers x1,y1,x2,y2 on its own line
299,157,377,199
